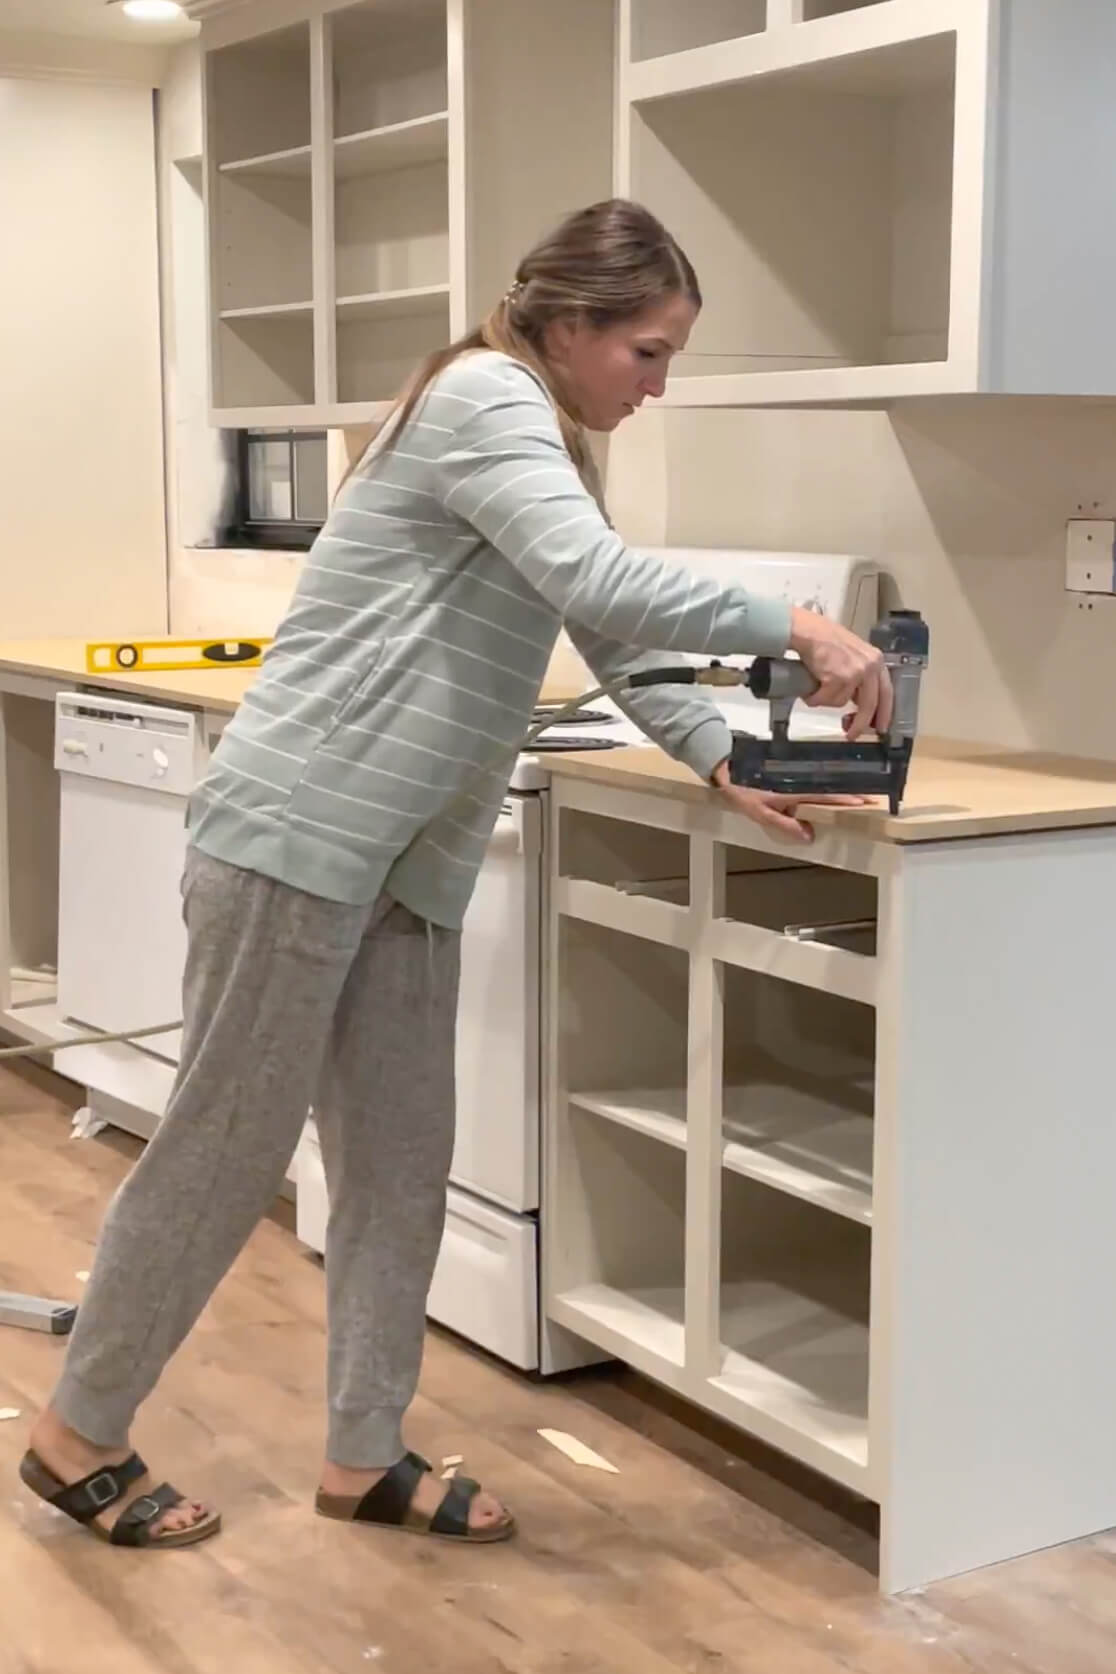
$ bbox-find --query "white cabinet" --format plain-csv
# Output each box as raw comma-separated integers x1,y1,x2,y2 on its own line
543,773,1116,1592
618,0,1116,405
200,0,614,425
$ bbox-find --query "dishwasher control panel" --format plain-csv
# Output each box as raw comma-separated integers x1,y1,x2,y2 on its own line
54,692,204,797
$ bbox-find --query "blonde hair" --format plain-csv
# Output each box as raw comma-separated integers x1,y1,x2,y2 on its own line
351,198,700,500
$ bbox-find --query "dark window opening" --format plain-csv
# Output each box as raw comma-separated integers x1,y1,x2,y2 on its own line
226,429,328,551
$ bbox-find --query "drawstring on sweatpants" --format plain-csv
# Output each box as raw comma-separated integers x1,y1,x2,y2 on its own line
425,918,436,1031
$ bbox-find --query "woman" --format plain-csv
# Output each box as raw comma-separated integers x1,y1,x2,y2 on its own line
21,199,888,1549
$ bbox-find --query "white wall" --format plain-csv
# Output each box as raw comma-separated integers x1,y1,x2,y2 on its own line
0,73,167,637
0,29,171,88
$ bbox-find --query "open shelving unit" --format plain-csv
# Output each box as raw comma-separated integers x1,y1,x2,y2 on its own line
542,757,1116,1593
547,801,880,1494
334,112,449,179
200,0,614,425
618,0,1116,404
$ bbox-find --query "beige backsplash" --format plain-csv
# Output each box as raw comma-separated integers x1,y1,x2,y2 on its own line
170,399,1116,760
607,400,1116,761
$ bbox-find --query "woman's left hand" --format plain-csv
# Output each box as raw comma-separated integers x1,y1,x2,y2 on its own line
710,760,873,845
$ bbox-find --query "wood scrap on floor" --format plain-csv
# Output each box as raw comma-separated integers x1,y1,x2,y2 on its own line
537,1428,620,1473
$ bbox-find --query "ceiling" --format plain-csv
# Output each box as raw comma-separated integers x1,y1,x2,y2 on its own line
0,0,199,45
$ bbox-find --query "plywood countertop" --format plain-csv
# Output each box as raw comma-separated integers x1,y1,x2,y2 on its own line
0,639,587,714
543,738,1116,844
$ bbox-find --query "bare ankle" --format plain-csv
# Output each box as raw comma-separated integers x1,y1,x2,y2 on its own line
319,1461,388,1492
32,1408,119,1461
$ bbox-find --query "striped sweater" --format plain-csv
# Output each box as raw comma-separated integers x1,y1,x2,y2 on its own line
187,351,792,929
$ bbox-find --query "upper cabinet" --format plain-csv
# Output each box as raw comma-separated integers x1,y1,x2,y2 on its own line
618,0,1116,405
201,0,614,425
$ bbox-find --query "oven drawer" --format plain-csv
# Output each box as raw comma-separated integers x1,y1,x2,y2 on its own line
296,1132,539,1371
427,1187,538,1371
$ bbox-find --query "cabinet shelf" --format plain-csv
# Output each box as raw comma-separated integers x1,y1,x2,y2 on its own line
331,0,448,141
712,1273,869,1480
336,287,450,406
569,1088,687,1152
218,144,313,179
219,301,313,321
216,311,314,410
334,112,449,179
8,972,57,1012
214,168,312,316
208,21,311,166
552,1274,869,1488
336,284,451,322
570,1080,873,1224
554,1282,685,1369
630,0,765,63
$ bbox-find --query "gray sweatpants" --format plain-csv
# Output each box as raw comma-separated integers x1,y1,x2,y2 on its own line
51,848,461,1467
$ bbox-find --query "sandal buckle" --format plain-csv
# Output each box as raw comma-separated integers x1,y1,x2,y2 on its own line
128,1495,163,1524
84,1471,119,1509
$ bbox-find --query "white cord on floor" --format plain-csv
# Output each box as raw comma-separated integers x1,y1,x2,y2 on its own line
0,1019,182,1064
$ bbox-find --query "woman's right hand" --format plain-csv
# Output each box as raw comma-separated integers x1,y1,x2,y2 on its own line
788,607,893,740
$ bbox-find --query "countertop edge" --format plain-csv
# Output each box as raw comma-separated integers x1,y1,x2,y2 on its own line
541,747,1116,846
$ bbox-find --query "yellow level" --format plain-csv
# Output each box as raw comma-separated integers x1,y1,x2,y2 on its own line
85,638,273,674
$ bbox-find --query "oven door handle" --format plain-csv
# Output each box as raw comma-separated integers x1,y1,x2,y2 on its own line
486,797,541,859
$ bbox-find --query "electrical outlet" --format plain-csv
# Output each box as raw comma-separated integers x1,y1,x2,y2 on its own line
1066,519,1116,595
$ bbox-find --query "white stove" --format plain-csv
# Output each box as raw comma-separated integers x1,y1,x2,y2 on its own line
300,549,881,1373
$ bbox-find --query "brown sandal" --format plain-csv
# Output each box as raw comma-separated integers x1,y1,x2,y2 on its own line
19,1448,221,1549
315,1449,514,1544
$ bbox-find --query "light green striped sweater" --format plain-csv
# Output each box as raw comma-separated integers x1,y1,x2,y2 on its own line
187,351,792,928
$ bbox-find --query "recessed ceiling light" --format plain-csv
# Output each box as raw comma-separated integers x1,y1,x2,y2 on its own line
118,0,185,21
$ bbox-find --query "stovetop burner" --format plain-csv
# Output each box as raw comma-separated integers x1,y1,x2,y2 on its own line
531,707,612,726
527,735,625,752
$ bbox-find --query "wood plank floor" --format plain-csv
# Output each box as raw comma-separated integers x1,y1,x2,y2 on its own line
2,1065,1114,1674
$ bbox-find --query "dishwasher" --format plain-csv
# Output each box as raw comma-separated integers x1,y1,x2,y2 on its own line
54,690,206,1063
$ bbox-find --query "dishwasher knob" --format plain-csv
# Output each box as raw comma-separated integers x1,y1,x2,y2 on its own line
152,747,170,776
62,738,88,757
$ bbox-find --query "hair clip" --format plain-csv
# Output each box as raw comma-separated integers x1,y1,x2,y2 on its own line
503,279,524,305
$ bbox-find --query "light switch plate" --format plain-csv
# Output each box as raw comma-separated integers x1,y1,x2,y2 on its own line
1066,520,1116,595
